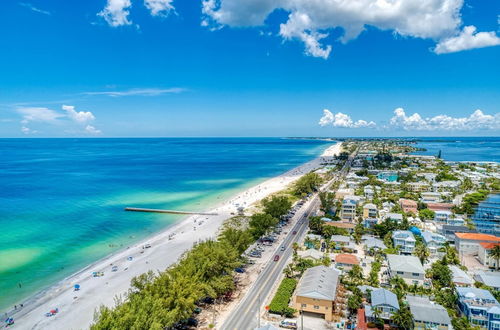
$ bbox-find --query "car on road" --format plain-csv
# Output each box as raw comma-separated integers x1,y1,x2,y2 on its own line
280,246,286,251
292,231,297,235
274,255,280,262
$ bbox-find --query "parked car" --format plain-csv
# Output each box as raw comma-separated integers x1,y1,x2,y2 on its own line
235,267,245,273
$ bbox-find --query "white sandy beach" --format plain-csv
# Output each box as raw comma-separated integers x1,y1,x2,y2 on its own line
7,142,341,330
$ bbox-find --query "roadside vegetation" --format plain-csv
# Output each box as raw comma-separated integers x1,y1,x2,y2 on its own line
268,278,298,317
92,193,295,329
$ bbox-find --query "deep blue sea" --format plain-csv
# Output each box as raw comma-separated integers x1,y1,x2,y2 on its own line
0,138,332,311
411,137,500,162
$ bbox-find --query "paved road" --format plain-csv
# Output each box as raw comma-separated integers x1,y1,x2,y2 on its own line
221,197,319,330
221,152,355,330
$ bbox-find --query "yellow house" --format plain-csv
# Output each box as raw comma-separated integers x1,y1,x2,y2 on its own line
292,266,340,321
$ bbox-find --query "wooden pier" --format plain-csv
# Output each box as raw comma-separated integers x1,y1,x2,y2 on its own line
124,207,218,216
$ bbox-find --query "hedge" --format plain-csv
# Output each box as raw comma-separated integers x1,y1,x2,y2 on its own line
268,278,298,317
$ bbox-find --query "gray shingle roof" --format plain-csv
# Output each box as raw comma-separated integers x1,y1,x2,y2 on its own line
371,288,399,309
387,254,424,274
295,265,340,301
406,295,451,325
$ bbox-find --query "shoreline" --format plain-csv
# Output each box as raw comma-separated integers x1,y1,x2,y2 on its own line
6,142,342,330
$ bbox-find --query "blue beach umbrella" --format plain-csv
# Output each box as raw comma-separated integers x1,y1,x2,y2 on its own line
74,284,80,290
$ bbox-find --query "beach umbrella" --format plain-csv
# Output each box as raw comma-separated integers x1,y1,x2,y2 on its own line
74,284,80,290
50,309,57,314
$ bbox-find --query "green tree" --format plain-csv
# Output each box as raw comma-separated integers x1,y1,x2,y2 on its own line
418,208,435,220
429,260,453,289
319,191,335,213
248,213,278,239
293,172,322,196
308,216,323,232
347,287,362,312
347,265,365,285
262,195,292,220
391,305,413,330
488,245,500,270
218,228,253,254
414,243,430,265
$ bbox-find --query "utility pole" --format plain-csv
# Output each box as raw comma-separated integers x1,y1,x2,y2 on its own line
301,308,304,330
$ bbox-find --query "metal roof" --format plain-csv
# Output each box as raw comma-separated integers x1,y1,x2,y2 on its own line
387,254,424,274
449,265,474,285
474,271,500,289
406,295,451,325
371,289,399,309
295,265,340,301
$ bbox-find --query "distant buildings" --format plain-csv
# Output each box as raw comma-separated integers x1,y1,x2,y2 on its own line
478,243,500,269
377,171,398,183
406,295,451,330
471,197,500,237
421,192,442,203
387,254,425,286
292,266,341,322
391,230,416,254
434,210,453,222
427,202,454,212
399,199,418,214
440,225,477,243
341,197,357,222
457,287,500,329
362,203,377,218
408,182,429,193
454,233,500,256
421,231,447,255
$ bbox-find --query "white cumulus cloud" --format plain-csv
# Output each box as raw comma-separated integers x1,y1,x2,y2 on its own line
319,109,376,128
85,125,102,135
18,107,63,124
98,0,133,27
62,105,96,123
144,0,174,16
434,25,500,54
389,108,500,131
202,0,469,58
16,105,101,135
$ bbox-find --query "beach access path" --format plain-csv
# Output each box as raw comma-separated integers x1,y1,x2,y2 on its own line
8,142,342,330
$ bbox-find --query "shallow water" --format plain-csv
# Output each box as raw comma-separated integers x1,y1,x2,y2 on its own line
0,138,331,311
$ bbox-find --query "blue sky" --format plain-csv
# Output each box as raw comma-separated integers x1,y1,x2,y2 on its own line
0,0,499,137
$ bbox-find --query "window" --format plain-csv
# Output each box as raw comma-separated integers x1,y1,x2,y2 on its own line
397,271,404,275
301,304,307,308
412,273,420,276
314,305,320,310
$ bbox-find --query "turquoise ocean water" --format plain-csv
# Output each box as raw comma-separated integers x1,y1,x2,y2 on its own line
0,138,332,311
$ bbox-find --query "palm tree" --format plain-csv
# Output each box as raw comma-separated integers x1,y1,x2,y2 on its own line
372,307,383,326
488,245,500,270
391,306,413,330
414,243,430,265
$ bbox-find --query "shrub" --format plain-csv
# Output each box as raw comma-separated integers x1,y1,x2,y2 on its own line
268,278,298,316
